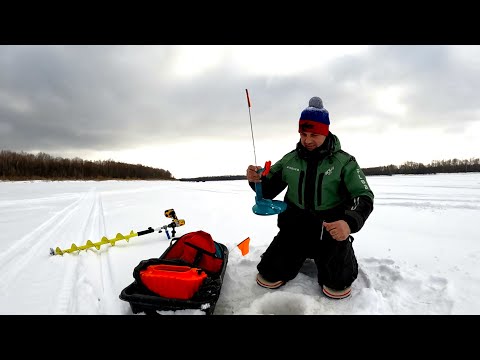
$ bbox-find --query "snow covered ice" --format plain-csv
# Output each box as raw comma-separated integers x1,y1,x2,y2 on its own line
0,172,479,315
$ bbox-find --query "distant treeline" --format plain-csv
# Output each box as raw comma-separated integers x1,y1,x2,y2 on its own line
1,150,478,182
179,175,246,182
0,150,175,181
362,158,480,176
181,158,480,182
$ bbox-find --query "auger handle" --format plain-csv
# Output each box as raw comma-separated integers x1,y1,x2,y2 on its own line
137,227,154,236
261,160,271,176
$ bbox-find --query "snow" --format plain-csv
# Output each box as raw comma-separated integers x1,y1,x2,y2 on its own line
1,172,479,315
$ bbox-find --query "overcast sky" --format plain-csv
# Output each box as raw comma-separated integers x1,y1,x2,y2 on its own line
1,45,479,178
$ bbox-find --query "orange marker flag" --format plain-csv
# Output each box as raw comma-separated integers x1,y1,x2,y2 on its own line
237,237,250,256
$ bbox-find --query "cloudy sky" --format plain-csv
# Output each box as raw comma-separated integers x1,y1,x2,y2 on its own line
1,45,479,178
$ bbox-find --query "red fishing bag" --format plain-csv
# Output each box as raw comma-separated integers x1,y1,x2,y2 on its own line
162,230,224,275
131,230,226,301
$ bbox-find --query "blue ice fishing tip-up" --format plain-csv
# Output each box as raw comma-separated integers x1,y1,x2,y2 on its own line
252,161,287,216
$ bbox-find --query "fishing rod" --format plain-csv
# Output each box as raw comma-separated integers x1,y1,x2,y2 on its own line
49,208,185,256
245,89,257,166
244,89,287,216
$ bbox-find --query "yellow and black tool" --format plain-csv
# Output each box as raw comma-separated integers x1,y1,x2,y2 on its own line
49,208,186,256
164,209,177,219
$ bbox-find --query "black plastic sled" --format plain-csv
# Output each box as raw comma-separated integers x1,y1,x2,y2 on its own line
119,230,228,315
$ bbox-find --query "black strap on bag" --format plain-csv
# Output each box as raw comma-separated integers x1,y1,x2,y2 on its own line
184,241,218,267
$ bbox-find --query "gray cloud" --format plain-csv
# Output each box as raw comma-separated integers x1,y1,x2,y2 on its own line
324,45,480,130
1,45,479,158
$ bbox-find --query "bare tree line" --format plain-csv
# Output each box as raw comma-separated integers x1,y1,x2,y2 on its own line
1,150,478,182
180,158,480,182
362,158,480,176
0,150,175,181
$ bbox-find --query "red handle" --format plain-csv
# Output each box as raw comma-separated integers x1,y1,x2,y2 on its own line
262,161,271,176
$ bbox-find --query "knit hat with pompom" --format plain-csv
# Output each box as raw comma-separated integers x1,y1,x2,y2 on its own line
298,96,330,136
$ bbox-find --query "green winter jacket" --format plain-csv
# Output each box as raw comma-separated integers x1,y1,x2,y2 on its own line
250,132,374,234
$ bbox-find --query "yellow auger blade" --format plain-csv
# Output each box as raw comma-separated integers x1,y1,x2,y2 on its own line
49,208,186,256
51,230,139,255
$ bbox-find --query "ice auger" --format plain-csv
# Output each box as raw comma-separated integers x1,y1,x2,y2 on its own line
49,208,185,256
252,161,287,216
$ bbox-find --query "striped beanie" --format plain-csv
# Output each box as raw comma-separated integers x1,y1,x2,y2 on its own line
298,96,330,136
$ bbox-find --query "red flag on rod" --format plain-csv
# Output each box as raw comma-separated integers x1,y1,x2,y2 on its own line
237,237,250,256
245,89,251,108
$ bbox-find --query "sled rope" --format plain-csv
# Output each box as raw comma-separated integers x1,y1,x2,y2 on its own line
50,208,185,256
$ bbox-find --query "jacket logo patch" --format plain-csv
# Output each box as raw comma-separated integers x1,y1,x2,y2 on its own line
286,166,300,172
325,166,334,176
357,168,370,190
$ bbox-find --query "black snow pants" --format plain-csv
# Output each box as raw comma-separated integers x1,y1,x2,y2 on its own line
257,210,359,291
